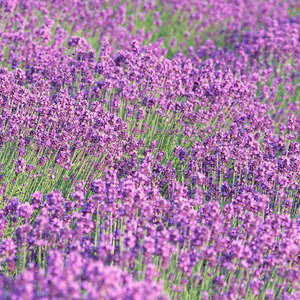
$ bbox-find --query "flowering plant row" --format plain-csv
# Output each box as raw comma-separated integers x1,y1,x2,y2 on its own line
0,0,299,299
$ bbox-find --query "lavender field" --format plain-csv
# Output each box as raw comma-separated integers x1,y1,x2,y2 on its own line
0,0,299,299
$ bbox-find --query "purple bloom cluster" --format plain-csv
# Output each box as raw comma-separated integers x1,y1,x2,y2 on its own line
0,250,167,299
0,0,299,299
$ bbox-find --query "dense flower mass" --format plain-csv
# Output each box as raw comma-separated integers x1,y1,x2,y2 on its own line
0,0,299,298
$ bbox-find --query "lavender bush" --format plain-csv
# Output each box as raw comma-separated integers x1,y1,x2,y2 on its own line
0,0,299,299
